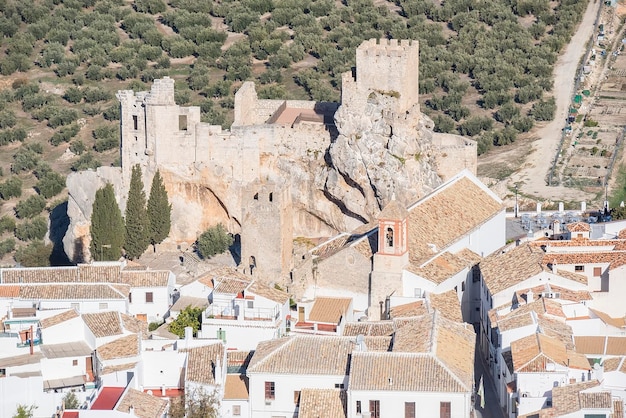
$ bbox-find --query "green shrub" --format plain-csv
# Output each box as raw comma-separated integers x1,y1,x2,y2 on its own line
196,223,233,259
36,172,66,199
15,195,47,219
0,176,22,200
15,240,52,266
15,217,47,241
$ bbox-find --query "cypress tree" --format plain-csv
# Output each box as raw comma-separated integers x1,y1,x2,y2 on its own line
90,183,124,261
124,164,150,260
147,170,171,248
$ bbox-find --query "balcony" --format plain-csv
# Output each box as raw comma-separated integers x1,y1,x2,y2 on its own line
204,304,279,323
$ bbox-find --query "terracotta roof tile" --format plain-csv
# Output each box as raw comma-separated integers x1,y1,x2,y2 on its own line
307,297,352,324
185,343,224,384
580,391,612,409
97,334,140,361
224,374,248,400
607,337,626,355
378,199,409,220
248,336,354,375
480,244,545,295
39,309,79,329
614,399,624,418
550,380,602,416
18,284,128,300
511,333,589,372
120,270,170,287
349,352,471,392
0,285,20,297
311,229,377,262
602,356,622,372
343,321,394,337
299,389,346,418
247,281,289,304
227,350,253,369
115,388,167,418
407,251,470,284
1,267,78,283
83,311,123,338
429,290,463,323
101,362,138,375
362,336,392,352
210,267,250,294
589,308,626,328
407,174,502,266
78,264,122,282
170,296,208,313
121,313,148,338
575,336,606,355
545,251,626,270
389,301,427,319
567,222,591,232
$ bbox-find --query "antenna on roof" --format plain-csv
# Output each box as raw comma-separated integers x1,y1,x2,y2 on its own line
355,334,367,352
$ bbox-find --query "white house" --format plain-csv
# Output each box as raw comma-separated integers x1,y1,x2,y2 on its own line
246,335,358,418
293,296,353,335
199,267,290,350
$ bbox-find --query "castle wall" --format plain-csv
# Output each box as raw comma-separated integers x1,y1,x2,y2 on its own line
432,133,478,180
355,39,419,114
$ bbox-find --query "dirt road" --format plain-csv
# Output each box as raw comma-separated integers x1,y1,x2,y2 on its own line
508,0,602,202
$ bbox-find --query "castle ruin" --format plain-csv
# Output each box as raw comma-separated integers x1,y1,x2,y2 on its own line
64,39,477,284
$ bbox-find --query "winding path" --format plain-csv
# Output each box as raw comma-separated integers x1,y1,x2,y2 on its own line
509,0,602,202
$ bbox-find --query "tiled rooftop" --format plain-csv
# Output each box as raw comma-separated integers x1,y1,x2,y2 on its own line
407,251,472,284
480,243,545,295
41,341,92,358
101,362,138,375
120,270,170,287
429,290,463,323
549,380,602,417
407,173,502,266
247,281,289,304
121,313,148,338
115,388,168,418
170,296,208,313
247,335,355,375
362,336,392,352
378,199,409,220
389,300,427,319
0,352,43,367
307,297,352,324
223,374,249,400
83,311,123,338
97,334,140,361
39,309,79,329
574,336,626,355
298,389,346,418
589,308,626,328
342,321,394,337
601,356,622,372
185,343,224,384
567,222,591,232
18,283,128,300
349,352,471,392
511,333,589,373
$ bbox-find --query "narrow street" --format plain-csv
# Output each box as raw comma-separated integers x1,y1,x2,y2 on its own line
474,334,507,418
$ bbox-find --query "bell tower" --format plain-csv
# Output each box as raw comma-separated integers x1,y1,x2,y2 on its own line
370,198,410,320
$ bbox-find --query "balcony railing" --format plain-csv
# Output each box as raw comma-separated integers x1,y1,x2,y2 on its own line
204,304,279,322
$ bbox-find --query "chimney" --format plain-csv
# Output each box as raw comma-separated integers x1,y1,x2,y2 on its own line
214,358,223,385
184,326,193,343
527,289,534,303
129,405,135,416
161,384,166,396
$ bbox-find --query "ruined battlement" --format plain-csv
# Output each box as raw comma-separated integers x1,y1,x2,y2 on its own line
358,38,418,56
145,76,176,105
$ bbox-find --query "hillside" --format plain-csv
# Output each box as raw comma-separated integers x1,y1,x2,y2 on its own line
0,0,589,266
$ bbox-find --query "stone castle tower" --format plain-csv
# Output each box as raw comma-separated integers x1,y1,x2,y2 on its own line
240,180,293,283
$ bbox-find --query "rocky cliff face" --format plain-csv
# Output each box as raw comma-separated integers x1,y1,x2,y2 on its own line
323,91,442,222
63,91,448,262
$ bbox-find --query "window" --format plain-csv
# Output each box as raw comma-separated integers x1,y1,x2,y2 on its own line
269,192,273,202
461,282,465,291
179,115,187,131
440,402,451,418
293,390,300,405
247,300,254,309
0,368,6,377
145,292,153,303
334,383,344,389
99,302,108,310
370,400,380,418
356,401,361,414
577,233,583,238
72,359,78,366
405,402,416,418
386,227,394,247
594,267,601,277
575,265,584,272
264,381,275,400
232,405,241,416
129,292,132,303
132,115,138,130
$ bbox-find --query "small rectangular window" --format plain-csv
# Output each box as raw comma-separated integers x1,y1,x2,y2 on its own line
594,267,601,277
575,265,584,272
265,381,275,400
232,405,241,416
356,401,361,414
405,402,416,418
440,401,451,418
146,292,153,303
132,115,138,130
370,400,380,418
334,383,344,389
179,115,187,131
129,292,132,303
72,359,78,366
0,368,5,377
247,300,254,309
